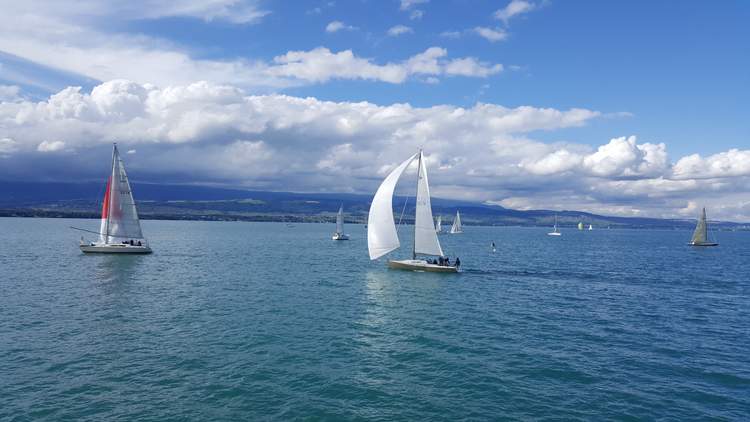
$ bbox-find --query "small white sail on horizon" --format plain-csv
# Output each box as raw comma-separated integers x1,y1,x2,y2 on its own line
367,151,457,273
435,215,443,233
449,210,463,234
78,144,151,253
332,205,350,240
548,215,561,236
588,224,593,231
689,207,718,246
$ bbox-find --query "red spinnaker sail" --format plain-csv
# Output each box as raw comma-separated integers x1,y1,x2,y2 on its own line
101,176,111,219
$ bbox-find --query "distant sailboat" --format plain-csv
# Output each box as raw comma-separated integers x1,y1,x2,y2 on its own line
78,144,151,253
332,205,350,240
689,207,718,246
435,215,443,234
578,221,584,231
588,224,593,231
491,241,496,252
548,215,562,236
367,150,458,273
450,211,463,234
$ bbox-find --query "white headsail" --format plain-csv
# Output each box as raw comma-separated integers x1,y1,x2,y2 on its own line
104,145,144,243
367,153,419,260
691,208,708,244
335,205,344,235
450,210,463,234
413,152,444,257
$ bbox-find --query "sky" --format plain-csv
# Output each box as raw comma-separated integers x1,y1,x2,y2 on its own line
0,0,749,221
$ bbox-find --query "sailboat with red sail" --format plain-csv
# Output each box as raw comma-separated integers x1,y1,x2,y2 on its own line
79,144,151,254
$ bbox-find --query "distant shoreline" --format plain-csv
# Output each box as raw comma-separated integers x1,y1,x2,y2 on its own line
2,208,748,231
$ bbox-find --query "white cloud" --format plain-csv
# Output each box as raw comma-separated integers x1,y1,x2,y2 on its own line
2,80,749,221
37,140,66,152
0,85,21,101
474,27,508,42
0,137,19,155
582,136,668,178
494,0,536,25
409,10,424,20
387,25,413,37
325,21,357,33
269,47,502,84
400,0,428,11
673,149,750,179
440,31,462,39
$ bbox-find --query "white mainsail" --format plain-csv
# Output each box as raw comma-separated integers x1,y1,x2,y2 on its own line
435,215,442,233
103,145,144,244
367,152,419,260
691,207,708,244
335,205,345,235
450,210,463,234
414,153,444,257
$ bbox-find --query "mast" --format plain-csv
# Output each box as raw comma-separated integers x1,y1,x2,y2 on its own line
105,143,116,244
413,150,422,260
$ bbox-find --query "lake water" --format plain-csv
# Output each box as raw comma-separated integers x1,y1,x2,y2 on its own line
1,217,749,420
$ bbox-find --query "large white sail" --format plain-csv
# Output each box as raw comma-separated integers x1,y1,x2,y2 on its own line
105,145,144,243
450,210,463,233
335,205,344,234
691,208,708,244
367,153,419,260
414,152,444,257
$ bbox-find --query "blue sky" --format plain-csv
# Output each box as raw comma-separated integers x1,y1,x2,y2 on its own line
0,0,749,220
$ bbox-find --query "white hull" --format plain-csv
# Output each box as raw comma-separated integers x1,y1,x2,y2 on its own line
688,242,718,247
547,232,561,236
388,259,458,273
80,243,152,254
332,233,350,240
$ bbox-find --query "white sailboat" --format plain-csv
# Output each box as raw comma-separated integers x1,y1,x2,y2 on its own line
449,210,463,234
588,224,593,231
577,221,584,231
689,207,718,246
435,215,443,234
332,205,350,240
548,215,562,236
79,144,151,253
367,150,458,273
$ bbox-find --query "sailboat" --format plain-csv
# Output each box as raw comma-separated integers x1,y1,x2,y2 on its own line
689,207,718,246
367,150,458,273
435,215,443,234
577,221,584,231
79,144,151,253
332,205,350,240
548,215,562,236
449,210,463,234
588,224,593,231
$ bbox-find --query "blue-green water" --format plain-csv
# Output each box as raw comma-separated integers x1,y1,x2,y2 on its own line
1,217,749,421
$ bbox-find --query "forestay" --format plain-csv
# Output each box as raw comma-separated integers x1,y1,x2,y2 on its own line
414,152,444,257
367,152,419,260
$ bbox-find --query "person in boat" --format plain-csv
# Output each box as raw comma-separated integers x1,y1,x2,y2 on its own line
137,240,142,246
455,257,461,269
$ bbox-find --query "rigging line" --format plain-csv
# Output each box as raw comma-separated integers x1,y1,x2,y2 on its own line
397,194,410,227
69,226,137,239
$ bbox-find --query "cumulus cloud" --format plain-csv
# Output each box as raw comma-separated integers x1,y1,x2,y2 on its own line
673,149,750,179
409,10,424,20
37,140,66,152
474,27,508,42
387,25,413,37
0,85,21,101
1,80,749,221
494,0,536,25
